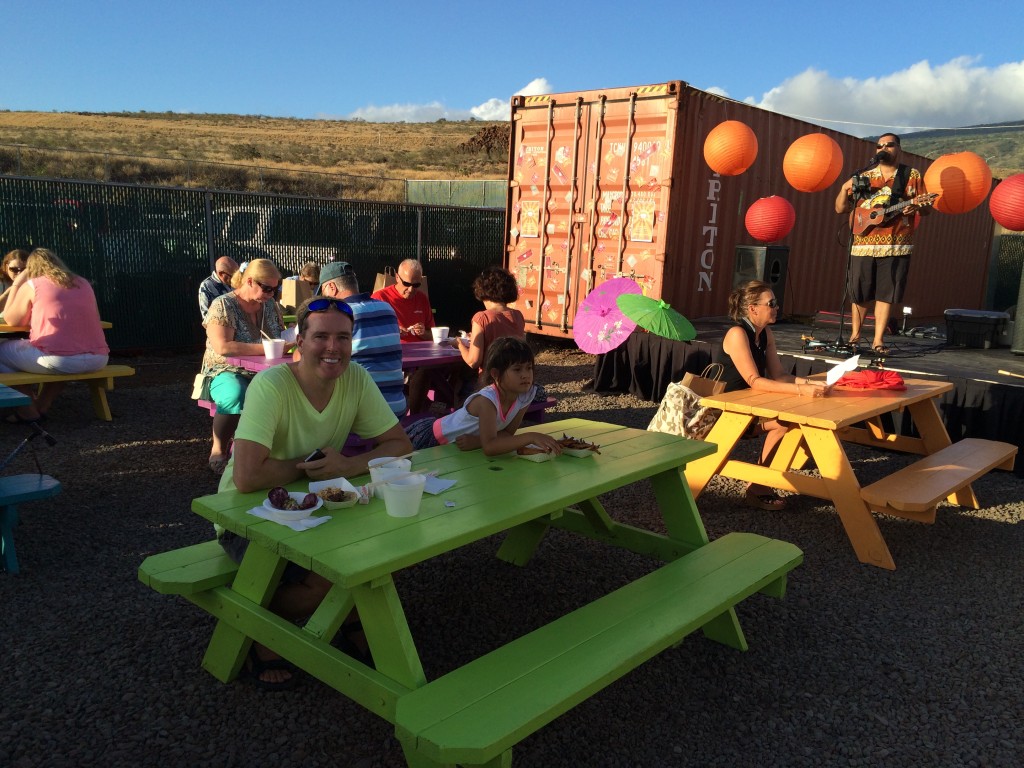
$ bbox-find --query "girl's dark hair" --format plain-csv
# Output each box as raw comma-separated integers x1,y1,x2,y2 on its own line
473,266,519,304
727,280,770,322
482,336,534,384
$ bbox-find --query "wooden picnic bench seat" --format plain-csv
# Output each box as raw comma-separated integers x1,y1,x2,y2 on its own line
138,539,239,595
1,474,61,575
394,532,802,767
860,438,1017,523
0,364,135,421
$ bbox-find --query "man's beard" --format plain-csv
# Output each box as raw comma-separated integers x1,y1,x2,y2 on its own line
878,150,895,164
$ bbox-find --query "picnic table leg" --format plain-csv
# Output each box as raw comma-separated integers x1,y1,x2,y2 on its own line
351,576,427,690
685,412,754,499
801,426,896,570
496,518,550,566
201,544,287,682
88,380,114,421
1,504,20,574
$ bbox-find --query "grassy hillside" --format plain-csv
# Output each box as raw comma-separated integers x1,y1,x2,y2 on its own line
0,111,1021,200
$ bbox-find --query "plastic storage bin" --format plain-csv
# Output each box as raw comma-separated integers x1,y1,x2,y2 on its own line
944,309,1010,349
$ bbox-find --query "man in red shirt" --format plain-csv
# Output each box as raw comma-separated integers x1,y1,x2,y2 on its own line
371,259,433,342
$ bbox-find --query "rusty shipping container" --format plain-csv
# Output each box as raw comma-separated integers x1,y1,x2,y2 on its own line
503,81,996,337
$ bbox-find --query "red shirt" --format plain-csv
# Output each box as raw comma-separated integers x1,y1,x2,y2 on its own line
371,284,433,342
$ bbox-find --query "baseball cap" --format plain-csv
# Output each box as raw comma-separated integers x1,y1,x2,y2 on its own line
317,261,355,294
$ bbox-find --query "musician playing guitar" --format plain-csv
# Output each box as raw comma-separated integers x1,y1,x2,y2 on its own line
835,133,931,356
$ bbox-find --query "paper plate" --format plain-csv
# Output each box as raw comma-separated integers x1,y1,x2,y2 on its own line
562,447,597,458
262,492,323,520
308,477,360,509
517,446,553,463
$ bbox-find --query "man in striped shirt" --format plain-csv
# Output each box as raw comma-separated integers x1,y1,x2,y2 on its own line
318,261,407,416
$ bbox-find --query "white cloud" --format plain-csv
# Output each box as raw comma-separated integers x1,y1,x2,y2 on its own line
344,78,554,123
751,56,1024,137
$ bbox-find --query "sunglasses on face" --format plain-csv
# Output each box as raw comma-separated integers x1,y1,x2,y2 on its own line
307,297,355,319
755,299,779,309
876,141,897,149
7,266,23,274
398,277,422,289
254,280,277,295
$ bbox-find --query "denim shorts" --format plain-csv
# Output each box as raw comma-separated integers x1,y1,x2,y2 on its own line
218,530,309,584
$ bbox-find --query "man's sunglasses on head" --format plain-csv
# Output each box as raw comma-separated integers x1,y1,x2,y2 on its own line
308,297,355,319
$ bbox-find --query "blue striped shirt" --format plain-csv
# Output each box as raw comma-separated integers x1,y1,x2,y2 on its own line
346,293,407,416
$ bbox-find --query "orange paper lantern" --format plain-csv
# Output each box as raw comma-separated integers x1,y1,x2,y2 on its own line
745,196,796,242
783,133,844,193
924,151,992,214
703,120,758,176
989,173,1024,231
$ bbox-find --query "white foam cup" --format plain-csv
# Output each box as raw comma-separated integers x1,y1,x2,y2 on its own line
262,338,286,359
431,326,450,343
368,456,412,485
381,474,426,517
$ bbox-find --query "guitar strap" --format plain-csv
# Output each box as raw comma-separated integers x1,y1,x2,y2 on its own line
891,163,910,200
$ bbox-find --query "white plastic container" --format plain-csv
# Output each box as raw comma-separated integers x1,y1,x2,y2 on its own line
381,474,426,517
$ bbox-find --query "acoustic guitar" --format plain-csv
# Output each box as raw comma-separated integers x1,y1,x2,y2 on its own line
851,192,938,236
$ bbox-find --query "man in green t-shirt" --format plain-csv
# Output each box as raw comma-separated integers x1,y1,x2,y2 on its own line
219,296,413,688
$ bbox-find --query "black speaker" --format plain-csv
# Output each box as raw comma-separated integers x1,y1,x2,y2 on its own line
733,245,789,309
1013,261,1024,355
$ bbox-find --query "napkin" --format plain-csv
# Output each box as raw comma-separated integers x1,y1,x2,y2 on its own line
247,506,331,531
826,354,860,386
424,476,457,494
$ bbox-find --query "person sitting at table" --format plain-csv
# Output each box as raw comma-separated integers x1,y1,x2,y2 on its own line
455,266,526,373
0,248,109,423
317,260,406,416
720,280,831,510
197,256,238,321
372,259,435,412
0,248,28,314
199,258,285,475
218,295,413,688
297,261,320,290
405,336,562,457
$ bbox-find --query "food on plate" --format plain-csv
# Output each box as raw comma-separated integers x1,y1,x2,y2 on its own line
516,445,551,456
316,487,358,503
267,486,319,511
557,434,601,454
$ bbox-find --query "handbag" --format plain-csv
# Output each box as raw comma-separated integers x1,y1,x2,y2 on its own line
190,373,209,400
647,364,724,440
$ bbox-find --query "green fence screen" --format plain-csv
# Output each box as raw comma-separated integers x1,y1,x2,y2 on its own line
405,179,506,208
0,176,505,352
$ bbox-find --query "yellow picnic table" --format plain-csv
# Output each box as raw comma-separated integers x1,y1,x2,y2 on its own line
140,418,803,767
0,321,112,333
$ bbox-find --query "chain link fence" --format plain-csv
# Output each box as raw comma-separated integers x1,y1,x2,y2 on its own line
1,175,504,352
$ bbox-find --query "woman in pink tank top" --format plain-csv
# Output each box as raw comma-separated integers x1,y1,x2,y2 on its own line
0,248,108,422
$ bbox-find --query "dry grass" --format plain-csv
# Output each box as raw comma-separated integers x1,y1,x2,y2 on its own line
0,111,508,193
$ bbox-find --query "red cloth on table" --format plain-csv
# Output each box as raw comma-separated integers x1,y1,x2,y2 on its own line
835,369,906,390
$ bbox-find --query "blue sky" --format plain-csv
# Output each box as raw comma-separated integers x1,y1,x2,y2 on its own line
4,0,1024,137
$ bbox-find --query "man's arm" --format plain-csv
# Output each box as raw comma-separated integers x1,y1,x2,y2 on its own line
835,178,854,214
301,422,413,481
232,438,308,493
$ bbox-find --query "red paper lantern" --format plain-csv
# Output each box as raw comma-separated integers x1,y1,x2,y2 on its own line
703,120,758,176
989,173,1024,231
783,133,844,193
745,196,796,242
924,151,992,214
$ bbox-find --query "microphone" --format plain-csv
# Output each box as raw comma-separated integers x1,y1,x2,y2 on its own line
867,152,886,166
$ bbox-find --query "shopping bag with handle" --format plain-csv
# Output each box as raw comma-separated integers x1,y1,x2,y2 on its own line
647,364,724,440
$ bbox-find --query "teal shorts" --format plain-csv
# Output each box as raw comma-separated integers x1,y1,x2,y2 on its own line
209,371,252,415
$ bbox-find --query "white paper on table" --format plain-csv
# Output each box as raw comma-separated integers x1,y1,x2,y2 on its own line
246,507,331,531
825,354,860,386
424,476,457,495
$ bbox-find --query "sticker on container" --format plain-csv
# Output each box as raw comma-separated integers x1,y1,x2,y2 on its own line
520,202,540,237
552,165,568,184
509,227,520,238
555,146,571,164
631,199,655,243
517,248,534,263
626,254,638,269
557,294,565,305
581,269,592,283
530,185,539,195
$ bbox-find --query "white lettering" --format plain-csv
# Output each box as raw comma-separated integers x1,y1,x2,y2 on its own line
707,201,718,224
696,175,722,295
702,226,718,247
697,272,713,292
700,249,715,269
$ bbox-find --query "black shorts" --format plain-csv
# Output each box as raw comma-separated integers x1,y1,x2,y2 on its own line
848,255,910,305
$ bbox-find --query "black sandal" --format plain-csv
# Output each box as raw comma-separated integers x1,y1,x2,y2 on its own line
245,645,297,691
872,344,891,356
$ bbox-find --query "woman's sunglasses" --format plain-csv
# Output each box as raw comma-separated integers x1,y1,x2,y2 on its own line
755,299,779,309
7,266,23,275
254,280,278,295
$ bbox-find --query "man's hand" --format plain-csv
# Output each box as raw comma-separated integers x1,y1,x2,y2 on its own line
405,322,426,337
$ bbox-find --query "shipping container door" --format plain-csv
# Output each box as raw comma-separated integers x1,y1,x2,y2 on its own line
507,84,677,336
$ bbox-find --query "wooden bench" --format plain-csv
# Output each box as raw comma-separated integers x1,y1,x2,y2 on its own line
522,395,557,424
860,438,1017,523
0,364,135,421
1,474,62,575
394,532,802,767
138,539,239,595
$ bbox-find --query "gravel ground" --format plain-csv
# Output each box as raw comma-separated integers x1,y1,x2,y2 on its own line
1,344,1022,768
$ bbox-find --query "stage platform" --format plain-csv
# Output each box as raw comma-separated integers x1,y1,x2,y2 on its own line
591,318,1024,477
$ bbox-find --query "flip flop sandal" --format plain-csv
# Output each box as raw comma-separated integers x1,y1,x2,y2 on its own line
208,455,228,475
245,646,297,691
743,491,787,510
872,344,891,356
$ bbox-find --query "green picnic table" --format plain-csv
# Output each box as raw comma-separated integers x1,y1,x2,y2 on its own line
140,418,802,766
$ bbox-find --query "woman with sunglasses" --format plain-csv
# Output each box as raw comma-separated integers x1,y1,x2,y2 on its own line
200,258,284,474
720,280,831,510
0,248,109,423
0,248,28,313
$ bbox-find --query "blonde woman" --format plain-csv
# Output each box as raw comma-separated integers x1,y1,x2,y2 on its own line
200,258,284,474
0,248,109,422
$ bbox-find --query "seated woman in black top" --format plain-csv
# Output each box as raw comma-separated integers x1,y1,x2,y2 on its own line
721,280,831,510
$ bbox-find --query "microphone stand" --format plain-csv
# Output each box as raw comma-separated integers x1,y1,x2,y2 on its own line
0,421,57,474
817,155,885,358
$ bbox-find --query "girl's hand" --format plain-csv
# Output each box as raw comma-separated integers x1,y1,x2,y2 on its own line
524,432,563,455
